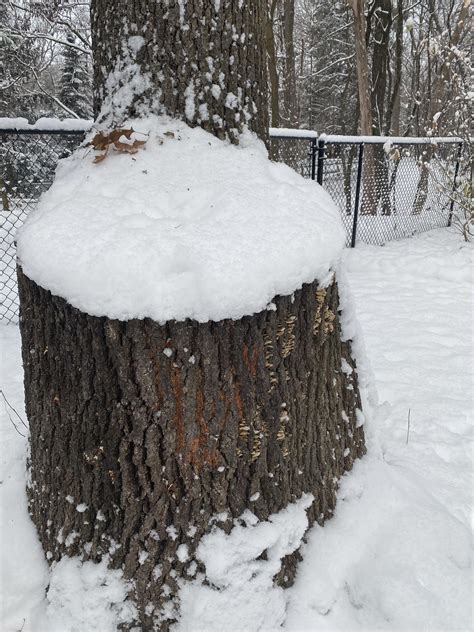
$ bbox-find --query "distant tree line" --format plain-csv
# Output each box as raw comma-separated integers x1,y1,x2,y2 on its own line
0,1,92,120
269,0,470,140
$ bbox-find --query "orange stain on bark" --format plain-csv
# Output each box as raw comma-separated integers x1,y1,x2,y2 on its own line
171,366,185,452
243,343,258,377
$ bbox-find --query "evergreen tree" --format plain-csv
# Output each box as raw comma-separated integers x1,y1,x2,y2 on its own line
59,33,92,119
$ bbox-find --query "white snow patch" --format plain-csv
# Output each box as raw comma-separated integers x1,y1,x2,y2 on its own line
284,229,473,632
340,358,353,375
211,84,221,100
198,103,209,121
166,525,178,541
64,531,79,547
2,228,471,632
184,82,195,121
98,46,151,126
39,557,137,631
176,544,189,563
17,116,345,323
128,35,145,54
177,494,314,631
225,92,239,109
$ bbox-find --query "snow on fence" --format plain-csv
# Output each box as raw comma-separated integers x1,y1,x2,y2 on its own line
0,120,464,323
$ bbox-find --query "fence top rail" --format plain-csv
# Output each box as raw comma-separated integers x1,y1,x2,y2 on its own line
0,116,92,133
318,133,463,145
0,119,462,146
0,128,89,136
268,128,462,144
269,127,318,139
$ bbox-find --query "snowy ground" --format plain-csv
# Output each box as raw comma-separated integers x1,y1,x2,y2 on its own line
0,228,472,631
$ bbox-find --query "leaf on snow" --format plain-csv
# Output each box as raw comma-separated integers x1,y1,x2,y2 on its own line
93,152,108,163
87,128,147,163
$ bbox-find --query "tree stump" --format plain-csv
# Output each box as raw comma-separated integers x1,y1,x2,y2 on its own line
18,266,365,628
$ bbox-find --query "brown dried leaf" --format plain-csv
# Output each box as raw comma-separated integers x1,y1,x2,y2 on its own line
89,127,147,163
90,131,109,151
93,152,108,163
113,140,139,154
132,139,147,148
109,128,134,143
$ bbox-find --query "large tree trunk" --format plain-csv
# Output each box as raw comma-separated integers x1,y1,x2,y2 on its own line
266,0,281,160
385,0,403,136
349,0,376,215
19,268,365,628
281,0,299,128
90,0,268,143
370,0,391,135
18,0,366,628
370,0,392,215
350,0,372,138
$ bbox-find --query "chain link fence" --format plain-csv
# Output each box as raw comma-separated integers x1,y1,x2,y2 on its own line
1,129,86,322
0,125,464,323
269,132,464,247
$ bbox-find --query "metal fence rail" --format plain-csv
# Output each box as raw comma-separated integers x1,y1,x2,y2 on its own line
0,125,464,323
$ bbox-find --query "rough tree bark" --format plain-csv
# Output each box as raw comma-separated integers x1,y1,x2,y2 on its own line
19,270,365,627
349,0,376,214
266,0,281,160
19,1,366,629
350,0,372,138
91,0,268,143
281,0,298,127
266,0,281,129
385,0,403,136
369,0,392,215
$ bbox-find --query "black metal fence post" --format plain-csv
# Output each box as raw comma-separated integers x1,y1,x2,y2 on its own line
316,139,325,185
310,138,317,180
351,143,364,248
448,141,463,227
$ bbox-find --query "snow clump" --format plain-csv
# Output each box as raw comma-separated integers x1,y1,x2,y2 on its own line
17,116,345,323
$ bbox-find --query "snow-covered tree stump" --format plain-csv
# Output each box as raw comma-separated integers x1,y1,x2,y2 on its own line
17,0,366,628
18,267,364,625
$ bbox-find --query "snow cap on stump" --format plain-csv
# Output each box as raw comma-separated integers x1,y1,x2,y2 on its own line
17,117,345,323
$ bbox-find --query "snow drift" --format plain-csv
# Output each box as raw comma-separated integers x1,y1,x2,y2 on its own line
16,117,345,323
